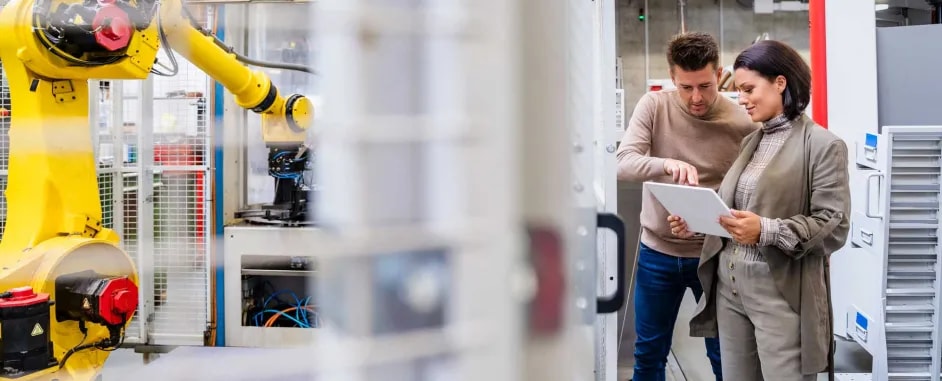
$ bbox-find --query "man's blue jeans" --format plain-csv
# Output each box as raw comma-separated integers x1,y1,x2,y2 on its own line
632,243,722,381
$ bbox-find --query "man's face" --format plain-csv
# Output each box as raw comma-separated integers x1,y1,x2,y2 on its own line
670,65,722,117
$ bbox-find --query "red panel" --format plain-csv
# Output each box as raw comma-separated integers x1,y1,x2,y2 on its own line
527,225,565,336
810,0,828,128
0,287,49,308
154,144,205,248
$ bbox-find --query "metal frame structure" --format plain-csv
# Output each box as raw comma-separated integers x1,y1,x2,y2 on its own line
0,5,219,346
93,69,214,346
591,0,621,378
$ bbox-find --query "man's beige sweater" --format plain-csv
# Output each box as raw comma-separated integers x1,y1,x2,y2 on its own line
617,90,757,258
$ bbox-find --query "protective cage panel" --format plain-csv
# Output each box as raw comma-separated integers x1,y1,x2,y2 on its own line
0,9,215,346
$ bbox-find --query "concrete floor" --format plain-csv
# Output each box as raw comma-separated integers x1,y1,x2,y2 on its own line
100,332,871,381
100,346,318,380
99,288,873,381
100,349,148,380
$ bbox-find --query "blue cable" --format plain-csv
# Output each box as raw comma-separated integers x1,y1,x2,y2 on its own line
294,298,305,325
263,290,300,309
297,305,307,326
253,291,317,328
270,150,307,181
298,296,312,326
256,290,300,327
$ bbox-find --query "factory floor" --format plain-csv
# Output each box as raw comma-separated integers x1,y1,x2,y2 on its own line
99,292,872,380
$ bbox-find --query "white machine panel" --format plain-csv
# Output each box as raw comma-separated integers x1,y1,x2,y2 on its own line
224,226,323,348
856,132,889,171
848,126,942,381
851,210,884,256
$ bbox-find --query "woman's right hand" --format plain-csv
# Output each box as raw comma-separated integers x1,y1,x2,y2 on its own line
667,215,695,239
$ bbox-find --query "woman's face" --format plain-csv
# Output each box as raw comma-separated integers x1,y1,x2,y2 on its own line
734,68,786,123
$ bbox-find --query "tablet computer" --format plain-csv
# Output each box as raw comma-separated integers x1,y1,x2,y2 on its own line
644,181,733,238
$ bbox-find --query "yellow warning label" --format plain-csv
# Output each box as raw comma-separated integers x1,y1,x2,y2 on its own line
30,323,43,337
82,298,91,310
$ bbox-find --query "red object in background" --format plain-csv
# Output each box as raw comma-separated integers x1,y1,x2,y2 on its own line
527,226,565,336
649,85,663,91
810,0,828,128
154,144,205,248
154,144,199,165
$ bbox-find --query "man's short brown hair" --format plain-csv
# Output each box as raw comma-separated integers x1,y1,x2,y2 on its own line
666,32,719,72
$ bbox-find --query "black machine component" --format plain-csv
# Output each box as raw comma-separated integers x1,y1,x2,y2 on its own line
931,0,942,23
52,271,137,370
55,270,138,328
31,0,160,65
236,144,315,226
0,287,57,378
270,146,310,206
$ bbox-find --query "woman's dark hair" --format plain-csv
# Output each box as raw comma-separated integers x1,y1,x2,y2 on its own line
733,40,811,121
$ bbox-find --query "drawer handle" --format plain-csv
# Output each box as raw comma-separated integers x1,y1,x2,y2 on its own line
860,230,873,246
865,173,884,219
863,146,878,162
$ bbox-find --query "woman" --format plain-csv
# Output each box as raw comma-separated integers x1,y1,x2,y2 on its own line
668,40,851,380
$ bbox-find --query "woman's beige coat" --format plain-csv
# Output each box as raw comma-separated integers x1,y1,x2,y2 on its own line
689,113,851,375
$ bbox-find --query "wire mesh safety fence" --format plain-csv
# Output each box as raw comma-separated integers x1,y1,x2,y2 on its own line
0,6,214,345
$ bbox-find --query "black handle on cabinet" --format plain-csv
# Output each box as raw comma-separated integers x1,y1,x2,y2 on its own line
596,212,626,314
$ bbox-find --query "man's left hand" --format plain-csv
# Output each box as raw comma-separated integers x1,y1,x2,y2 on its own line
719,209,761,245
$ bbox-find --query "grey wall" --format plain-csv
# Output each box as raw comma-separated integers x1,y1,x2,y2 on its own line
876,23,942,128
616,0,811,115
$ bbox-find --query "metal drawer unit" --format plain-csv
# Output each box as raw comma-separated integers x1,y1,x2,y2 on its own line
855,126,942,381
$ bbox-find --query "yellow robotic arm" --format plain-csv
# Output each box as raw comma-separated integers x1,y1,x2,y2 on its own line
157,0,313,145
0,0,313,378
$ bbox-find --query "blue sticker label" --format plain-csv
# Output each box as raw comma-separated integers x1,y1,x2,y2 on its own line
865,133,877,148
855,311,869,343
856,312,868,330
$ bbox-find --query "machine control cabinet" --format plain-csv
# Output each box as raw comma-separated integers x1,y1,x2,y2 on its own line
848,126,942,381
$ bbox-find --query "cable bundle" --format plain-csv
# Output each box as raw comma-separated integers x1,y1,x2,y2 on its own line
251,290,318,329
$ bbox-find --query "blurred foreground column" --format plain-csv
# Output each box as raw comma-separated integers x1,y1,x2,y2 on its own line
311,0,593,380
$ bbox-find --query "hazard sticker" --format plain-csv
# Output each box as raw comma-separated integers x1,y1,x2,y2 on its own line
30,323,43,337
82,298,91,309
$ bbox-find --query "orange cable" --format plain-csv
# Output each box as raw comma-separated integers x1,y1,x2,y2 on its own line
264,306,318,327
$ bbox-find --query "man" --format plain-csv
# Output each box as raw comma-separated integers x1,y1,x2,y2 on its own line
616,32,756,381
